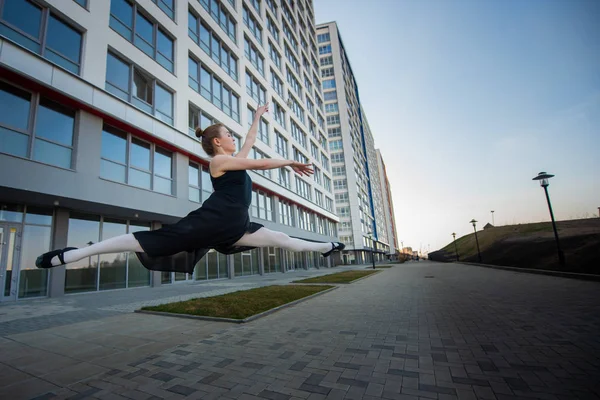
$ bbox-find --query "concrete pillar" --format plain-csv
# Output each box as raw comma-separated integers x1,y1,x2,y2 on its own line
150,221,162,287
48,208,69,298
228,254,235,278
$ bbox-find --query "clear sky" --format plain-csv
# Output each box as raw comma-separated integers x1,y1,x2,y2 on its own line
314,0,600,254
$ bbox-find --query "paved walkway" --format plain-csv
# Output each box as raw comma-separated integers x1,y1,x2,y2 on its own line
1,261,599,400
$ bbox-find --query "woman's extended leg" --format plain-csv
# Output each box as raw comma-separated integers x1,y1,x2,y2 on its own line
233,227,343,255
41,233,144,267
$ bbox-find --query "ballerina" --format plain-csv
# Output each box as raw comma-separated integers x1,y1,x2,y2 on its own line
36,103,344,274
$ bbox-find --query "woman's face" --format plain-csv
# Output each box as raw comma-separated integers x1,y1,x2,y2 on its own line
218,127,236,154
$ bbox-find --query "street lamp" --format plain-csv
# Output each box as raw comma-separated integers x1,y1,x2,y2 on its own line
532,172,566,267
451,232,459,261
367,232,376,269
469,219,482,263
491,210,495,226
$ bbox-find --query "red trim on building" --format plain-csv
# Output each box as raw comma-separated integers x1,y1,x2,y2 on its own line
1,66,337,223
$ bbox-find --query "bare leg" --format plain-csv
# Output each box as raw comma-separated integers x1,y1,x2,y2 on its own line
50,233,143,266
233,227,334,253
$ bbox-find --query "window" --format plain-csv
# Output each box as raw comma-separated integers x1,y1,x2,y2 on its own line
245,70,267,105
319,44,331,55
315,190,323,207
325,103,338,113
198,0,236,42
328,127,342,138
325,197,333,212
291,121,307,148
334,179,347,190
188,56,240,122
273,101,286,128
271,70,284,97
0,82,75,169
152,0,174,19
269,41,282,70
281,2,296,29
188,163,213,203
337,206,350,217
247,107,269,145
275,131,288,158
332,166,346,176
311,141,319,159
109,0,174,73
189,105,241,149
101,125,173,194
331,152,344,163
324,90,337,101
323,79,336,89
279,199,293,226
306,98,315,116
0,0,82,74
317,114,325,130
73,0,87,8
245,36,265,76
251,190,274,221
243,6,262,43
285,45,300,74
266,0,277,15
314,167,322,185
282,20,298,52
317,32,330,43
279,168,291,188
249,0,261,14
321,67,334,78
296,177,311,200
289,96,304,123
293,147,308,163
335,192,349,203
188,11,238,81
107,52,174,124
320,55,333,66
326,114,340,125
267,15,279,42
321,152,330,170
286,67,302,97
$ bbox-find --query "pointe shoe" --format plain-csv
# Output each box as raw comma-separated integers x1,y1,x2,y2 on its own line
322,242,345,257
35,247,78,269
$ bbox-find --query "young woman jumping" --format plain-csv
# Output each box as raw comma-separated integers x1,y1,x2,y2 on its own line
36,103,344,274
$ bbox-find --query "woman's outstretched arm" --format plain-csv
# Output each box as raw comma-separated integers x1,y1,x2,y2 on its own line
211,155,313,177
236,102,269,159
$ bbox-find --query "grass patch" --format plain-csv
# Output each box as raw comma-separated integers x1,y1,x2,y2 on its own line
294,270,379,284
141,285,332,320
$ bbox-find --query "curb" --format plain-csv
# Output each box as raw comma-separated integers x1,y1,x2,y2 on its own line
456,262,600,282
135,285,338,323
292,270,381,285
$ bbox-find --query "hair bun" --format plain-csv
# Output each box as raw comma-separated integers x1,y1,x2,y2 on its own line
195,127,204,138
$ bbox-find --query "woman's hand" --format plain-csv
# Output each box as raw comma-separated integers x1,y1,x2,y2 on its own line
257,102,270,117
291,162,314,177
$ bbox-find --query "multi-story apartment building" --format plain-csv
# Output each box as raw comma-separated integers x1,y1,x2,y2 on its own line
317,21,396,264
376,149,399,256
0,0,339,302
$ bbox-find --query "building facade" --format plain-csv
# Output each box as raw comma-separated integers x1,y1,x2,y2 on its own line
316,21,394,264
0,0,339,302
376,149,399,256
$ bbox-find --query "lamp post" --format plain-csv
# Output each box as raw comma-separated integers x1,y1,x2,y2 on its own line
368,232,376,269
491,210,495,226
469,219,482,263
451,232,459,261
532,172,566,267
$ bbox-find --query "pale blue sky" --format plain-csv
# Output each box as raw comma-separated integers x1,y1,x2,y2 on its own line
314,0,600,253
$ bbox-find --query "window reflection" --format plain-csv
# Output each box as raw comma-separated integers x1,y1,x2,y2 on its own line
65,213,100,293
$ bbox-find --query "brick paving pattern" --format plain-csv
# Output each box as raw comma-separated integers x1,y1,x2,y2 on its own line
1,262,599,399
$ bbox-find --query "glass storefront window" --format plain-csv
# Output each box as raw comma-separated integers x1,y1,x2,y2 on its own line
65,213,100,293
99,218,127,291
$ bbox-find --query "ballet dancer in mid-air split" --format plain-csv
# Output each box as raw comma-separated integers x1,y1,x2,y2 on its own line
36,102,345,273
